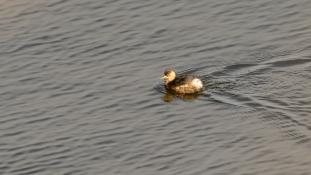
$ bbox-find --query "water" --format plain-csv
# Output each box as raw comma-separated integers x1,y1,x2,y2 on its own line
1,0,311,174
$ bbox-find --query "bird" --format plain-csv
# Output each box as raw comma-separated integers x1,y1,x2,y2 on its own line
161,68,203,94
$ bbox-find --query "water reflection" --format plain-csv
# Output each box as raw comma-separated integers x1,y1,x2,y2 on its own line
162,91,201,102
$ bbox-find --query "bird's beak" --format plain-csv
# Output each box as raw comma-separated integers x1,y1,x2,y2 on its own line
161,75,168,80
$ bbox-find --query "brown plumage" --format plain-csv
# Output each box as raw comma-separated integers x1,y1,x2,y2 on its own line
162,68,203,94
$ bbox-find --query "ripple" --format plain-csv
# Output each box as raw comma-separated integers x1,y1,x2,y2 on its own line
1,0,311,174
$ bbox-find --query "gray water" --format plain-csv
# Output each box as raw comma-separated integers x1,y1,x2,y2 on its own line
1,0,311,174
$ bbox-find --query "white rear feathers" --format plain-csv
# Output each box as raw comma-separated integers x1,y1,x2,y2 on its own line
191,78,203,89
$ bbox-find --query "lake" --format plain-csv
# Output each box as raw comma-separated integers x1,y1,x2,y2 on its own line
0,0,311,174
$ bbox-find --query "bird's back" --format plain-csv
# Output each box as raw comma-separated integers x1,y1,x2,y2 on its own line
167,75,203,94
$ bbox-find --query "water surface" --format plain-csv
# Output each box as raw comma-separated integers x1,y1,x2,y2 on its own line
1,0,311,174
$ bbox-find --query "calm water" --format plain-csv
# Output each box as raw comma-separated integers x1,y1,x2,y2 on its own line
1,0,311,174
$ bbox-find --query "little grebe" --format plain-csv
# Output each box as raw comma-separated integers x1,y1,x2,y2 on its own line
162,68,203,94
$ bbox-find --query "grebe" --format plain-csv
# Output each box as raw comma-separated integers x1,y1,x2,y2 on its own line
162,68,203,94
